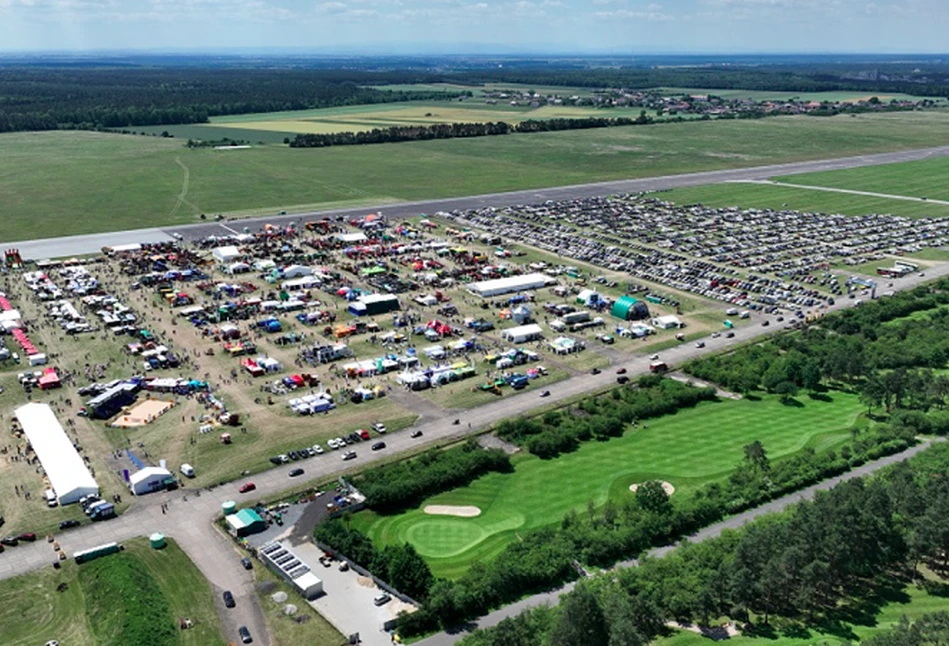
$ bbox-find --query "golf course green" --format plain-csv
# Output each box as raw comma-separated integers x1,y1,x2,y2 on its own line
352,391,865,579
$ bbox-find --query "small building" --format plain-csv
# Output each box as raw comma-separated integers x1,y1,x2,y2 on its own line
259,541,324,599
653,315,683,330
212,245,241,264
611,296,650,321
226,508,267,537
501,323,543,344
129,466,174,496
349,294,400,317
87,382,140,419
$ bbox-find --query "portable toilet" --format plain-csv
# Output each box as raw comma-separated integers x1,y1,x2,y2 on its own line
222,501,237,516
150,533,166,549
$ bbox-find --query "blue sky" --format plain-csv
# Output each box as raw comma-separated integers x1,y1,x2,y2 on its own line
0,0,945,53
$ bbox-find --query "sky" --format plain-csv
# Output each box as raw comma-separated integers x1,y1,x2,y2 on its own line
0,0,946,54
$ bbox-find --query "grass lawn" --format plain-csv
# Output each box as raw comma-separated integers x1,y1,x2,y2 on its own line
8,111,949,241
0,537,225,646
351,391,863,579
656,576,949,646
252,564,343,646
658,182,949,219
778,155,949,203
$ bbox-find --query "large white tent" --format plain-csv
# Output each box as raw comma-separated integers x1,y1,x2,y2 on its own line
15,402,98,505
466,273,554,298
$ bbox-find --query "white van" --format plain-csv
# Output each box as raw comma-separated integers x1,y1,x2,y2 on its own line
180,463,195,478
44,489,58,508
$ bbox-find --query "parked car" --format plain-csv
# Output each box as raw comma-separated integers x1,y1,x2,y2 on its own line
372,422,387,434
357,429,370,440
289,468,304,478
371,442,386,451
617,376,630,385
239,482,256,494
342,451,357,461
540,390,550,398
695,341,705,348
374,593,391,606
312,444,324,454
269,456,284,466
339,562,349,572
726,331,735,338
17,532,37,542
590,368,601,375
240,557,253,570
1,536,18,546
238,626,253,644
59,519,81,530
223,590,236,608
410,430,423,438
615,367,627,374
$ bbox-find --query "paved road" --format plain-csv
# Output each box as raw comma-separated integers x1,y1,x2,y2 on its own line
415,437,944,646
10,144,949,259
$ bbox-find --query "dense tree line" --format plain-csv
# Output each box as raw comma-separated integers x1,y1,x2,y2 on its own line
460,442,949,646
288,112,654,148
452,66,949,98
352,438,512,513
314,520,434,601
495,376,717,459
0,68,460,132
685,278,949,420
863,613,949,646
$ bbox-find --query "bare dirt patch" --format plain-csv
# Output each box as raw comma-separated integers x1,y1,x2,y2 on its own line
110,399,175,428
424,505,482,518
629,481,676,496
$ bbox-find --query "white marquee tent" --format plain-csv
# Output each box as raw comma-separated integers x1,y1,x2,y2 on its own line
15,402,98,505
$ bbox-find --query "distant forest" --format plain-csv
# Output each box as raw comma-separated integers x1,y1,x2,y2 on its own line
0,68,455,132
2,62,949,133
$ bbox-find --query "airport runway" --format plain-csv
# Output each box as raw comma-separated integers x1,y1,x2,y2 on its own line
9,144,949,260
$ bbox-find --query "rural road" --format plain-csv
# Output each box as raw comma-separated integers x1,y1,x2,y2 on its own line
9,144,949,259
1,260,948,645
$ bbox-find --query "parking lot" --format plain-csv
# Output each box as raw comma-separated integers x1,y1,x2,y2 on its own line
294,541,414,646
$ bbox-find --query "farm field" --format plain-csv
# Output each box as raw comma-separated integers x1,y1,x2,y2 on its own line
196,103,648,138
8,110,949,241
659,181,949,220
656,575,949,646
351,391,864,579
0,537,225,646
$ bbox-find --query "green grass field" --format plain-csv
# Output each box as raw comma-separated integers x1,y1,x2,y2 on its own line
661,153,949,219
656,577,949,646
351,391,863,579
8,111,949,242
0,537,225,646
779,155,949,202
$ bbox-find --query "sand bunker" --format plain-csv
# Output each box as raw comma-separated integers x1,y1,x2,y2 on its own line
111,399,174,427
629,481,676,496
424,505,482,518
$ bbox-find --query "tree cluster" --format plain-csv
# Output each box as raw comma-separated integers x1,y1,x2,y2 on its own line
353,439,512,513
863,613,949,646
314,520,434,601
288,113,654,149
495,376,717,459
